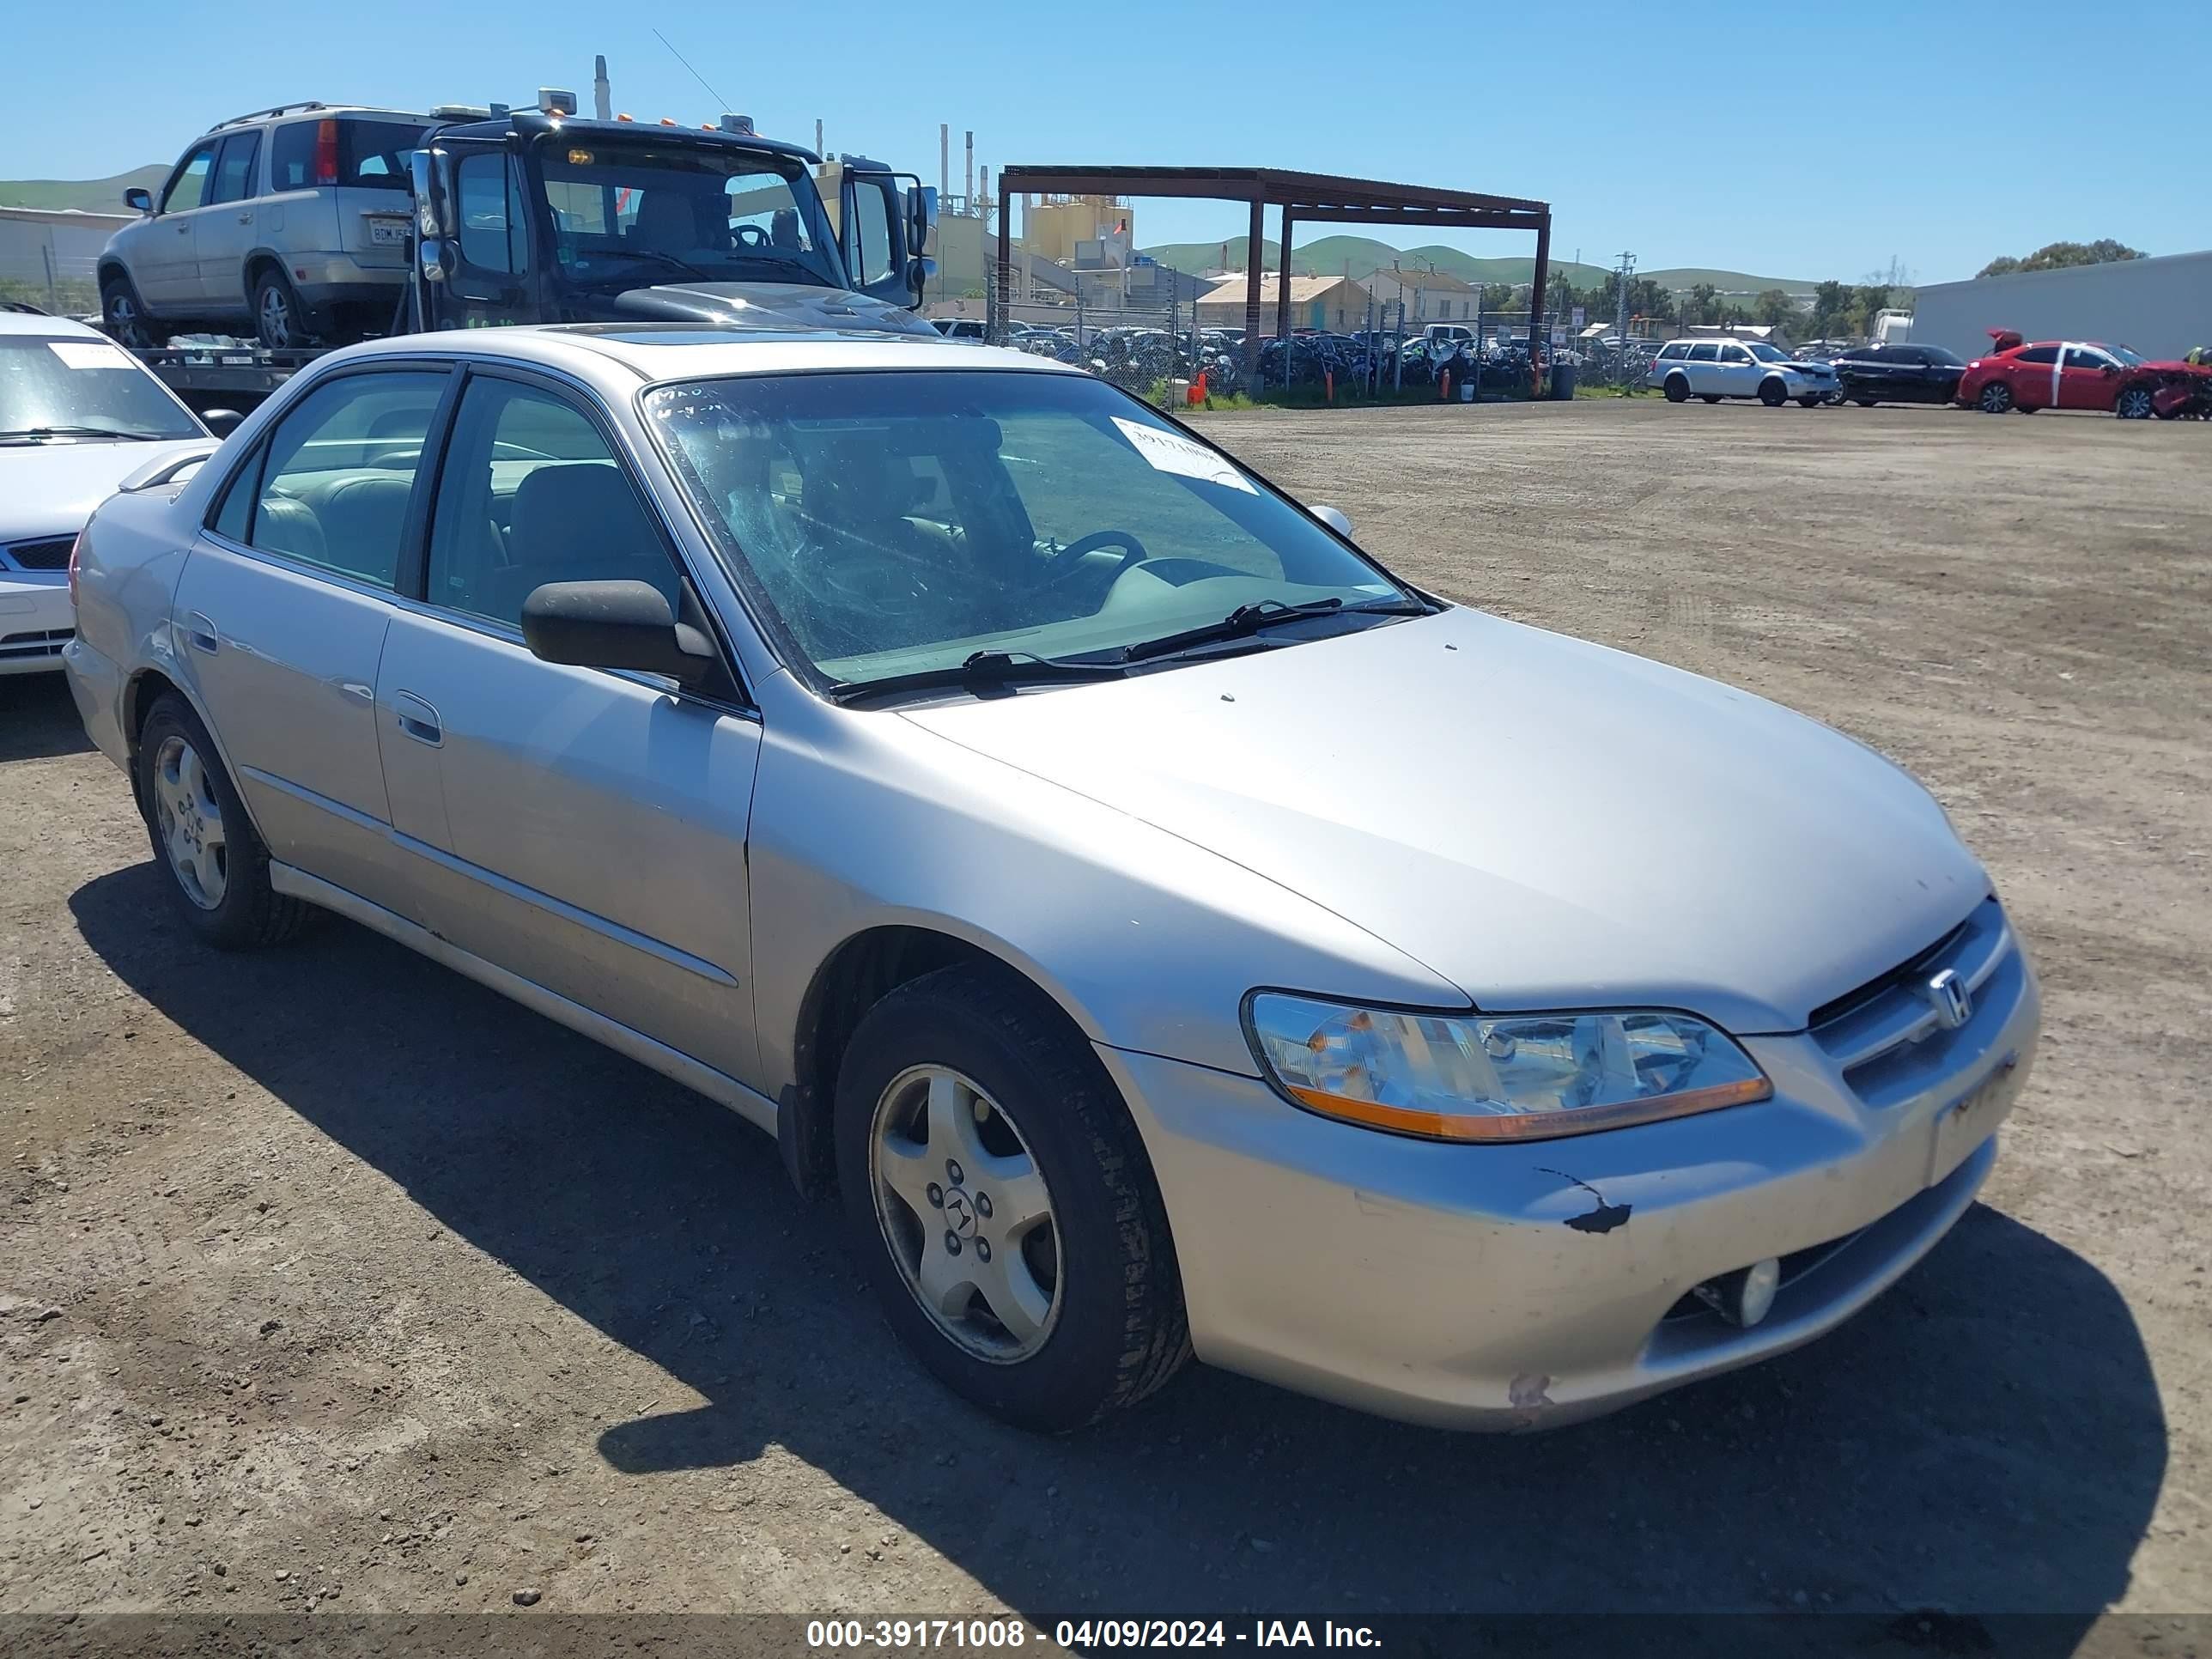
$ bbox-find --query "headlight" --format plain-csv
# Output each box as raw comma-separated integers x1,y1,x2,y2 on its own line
1245,994,1771,1143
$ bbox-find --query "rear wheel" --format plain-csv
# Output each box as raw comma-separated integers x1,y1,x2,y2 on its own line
253,269,315,349
137,696,311,950
2114,385,2155,420
1977,380,2014,415
100,272,165,349
835,963,1190,1431
1662,374,1689,404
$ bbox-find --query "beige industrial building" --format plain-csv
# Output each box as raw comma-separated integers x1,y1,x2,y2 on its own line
1197,273,1370,333
1358,266,1479,322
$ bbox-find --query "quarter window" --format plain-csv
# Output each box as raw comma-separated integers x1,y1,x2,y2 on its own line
426,378,680,629
161,143,219,213
246,370,449,589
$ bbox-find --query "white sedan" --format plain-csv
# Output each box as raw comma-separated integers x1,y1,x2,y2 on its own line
2,311,217,674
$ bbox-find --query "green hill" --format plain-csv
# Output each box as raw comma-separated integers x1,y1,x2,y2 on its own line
1139,234,1816,295
0,166,168,213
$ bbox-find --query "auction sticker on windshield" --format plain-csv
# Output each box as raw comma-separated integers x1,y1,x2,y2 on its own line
48,341,137,371
1111,416,1256,494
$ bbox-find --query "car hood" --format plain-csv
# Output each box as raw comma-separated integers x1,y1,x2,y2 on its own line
0,438,213,544
609,281,939,337
901,606,1987,1034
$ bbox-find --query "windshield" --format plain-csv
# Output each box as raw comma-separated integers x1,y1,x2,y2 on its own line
2102,344,2144,366
1744,342,1789,362
647,369,1419,693
0,337,202,441
537,138,841,291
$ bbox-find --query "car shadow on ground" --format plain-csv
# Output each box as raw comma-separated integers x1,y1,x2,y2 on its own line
72,865,2165,1638
0,673,94,762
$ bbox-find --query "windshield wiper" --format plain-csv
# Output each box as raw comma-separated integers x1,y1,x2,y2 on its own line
826,648,1128,706
0,424,163,443
1117,595,1429,665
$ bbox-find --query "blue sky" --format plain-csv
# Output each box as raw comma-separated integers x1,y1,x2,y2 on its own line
10,0,2206,283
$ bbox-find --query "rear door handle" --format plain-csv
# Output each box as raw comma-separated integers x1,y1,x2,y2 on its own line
182,611,219,653
390,690,442,747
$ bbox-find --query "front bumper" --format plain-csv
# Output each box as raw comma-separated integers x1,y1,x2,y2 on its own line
1097,939,2039,1431
0,578,74,676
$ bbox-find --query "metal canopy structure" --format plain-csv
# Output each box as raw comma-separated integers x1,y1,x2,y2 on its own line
996,165,1553,389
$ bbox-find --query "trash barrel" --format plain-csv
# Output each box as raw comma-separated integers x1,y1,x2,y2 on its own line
1550,362,1578,399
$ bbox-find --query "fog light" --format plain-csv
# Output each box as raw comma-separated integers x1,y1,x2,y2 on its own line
1695,1256,1783,1328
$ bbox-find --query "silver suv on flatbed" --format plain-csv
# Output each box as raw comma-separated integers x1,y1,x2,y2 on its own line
100,102,433,350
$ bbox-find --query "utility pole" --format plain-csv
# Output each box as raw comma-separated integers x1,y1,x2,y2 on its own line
1614,249,1635,353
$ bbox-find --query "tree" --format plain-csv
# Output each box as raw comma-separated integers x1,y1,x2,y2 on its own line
1978,239,2144,277
1480,282,1516,313
1754,289,1796,327
1685,283,1719,325
1853,283,1891,331
1809,280,1850,337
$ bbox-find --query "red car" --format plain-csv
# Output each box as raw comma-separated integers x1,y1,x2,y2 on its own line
1956,329,2212,418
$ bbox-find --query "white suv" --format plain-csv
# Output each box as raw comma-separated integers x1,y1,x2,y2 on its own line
1648,337,1838,407
100,102,433,350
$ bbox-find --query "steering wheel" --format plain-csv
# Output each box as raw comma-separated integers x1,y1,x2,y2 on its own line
732,222,770,250
1037,528,1150,587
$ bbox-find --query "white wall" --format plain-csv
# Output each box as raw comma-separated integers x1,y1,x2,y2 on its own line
1910,252,2212,362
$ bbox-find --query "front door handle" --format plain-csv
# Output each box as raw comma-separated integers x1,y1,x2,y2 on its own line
390,690,442,747
182,611,219,653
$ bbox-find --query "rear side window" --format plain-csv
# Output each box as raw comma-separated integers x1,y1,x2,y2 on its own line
2016,346,2059,365
1688,343,1719,362
210,133,261,206
247,370,449,589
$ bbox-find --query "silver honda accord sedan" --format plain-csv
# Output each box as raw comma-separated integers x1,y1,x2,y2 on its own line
63,324,2039,1431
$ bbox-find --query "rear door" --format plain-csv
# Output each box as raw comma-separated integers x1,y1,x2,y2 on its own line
372,366,763,1085
2009,345,2062,409
138,140,220,307
1685,341,1721,392
174,365,453,915
191,130,264,316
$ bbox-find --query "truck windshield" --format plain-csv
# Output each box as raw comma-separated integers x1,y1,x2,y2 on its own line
538,139,842,291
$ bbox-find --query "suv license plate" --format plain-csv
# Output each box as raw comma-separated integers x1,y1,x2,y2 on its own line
368,221,407,246
1927,1054,2022,1188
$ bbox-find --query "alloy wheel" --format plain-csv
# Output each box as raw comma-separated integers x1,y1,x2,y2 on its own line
868,1065,1061,1363
259,284,293,347
2115,386,2154,420
151,734,228,910
107,289,149,348
1978,382,2013,414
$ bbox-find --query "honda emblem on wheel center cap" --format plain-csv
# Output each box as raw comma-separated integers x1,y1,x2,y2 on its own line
1926,968,1972,1030
943,1188,978,1237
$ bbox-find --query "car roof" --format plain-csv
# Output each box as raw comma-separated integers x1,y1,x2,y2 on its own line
321,322,1083,384
0,311,106,340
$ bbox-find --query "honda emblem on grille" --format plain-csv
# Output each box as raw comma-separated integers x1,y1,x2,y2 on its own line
1926,968,1972,1030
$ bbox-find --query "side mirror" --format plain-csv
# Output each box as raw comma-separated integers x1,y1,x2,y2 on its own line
409,147,455,241
908,183,938,249
416,238,453,284
199,408,244,436
1310,504,1353,538
125,186,155,214
520,580,718,688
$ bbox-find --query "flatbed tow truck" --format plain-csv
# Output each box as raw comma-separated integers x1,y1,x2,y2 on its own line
129,89,936,415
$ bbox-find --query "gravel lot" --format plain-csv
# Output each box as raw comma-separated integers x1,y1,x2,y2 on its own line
3,398,2206,1645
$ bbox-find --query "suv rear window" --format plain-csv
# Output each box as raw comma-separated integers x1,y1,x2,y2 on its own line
269,116,428,191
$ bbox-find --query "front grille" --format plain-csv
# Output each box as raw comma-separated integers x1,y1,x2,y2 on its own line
3,536,74,572
0,627,72,659
1810,896,2015,1106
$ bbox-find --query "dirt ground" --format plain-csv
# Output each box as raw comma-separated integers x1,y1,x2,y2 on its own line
3,398,2208,1647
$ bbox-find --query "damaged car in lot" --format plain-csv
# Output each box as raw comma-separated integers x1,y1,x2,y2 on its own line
64,322,2039,1432
1957,330,2212,417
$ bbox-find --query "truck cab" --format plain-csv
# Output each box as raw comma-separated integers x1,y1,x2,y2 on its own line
407,102,937,338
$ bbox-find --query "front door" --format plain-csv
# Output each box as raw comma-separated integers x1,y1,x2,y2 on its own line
176,365,453,915
441,145,538,328
1715,342,1757,395
374,368,762,1085
137,140,219,307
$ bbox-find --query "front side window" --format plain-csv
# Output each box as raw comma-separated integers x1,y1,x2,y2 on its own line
647,369,1419,693
161,143,218,212
2063,346,2112,370
1719,345,1752,364
246,370,449,588
538,139,839,291
427,377,678,628
456,153,530,275
0,336,203,443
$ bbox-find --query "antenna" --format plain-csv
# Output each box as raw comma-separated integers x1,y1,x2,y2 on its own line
651,27,729,112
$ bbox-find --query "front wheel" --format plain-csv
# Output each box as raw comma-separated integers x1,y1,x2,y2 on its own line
100,274,165,349
834,963,1190,1431
2114,385,2155,420
137,696,312,950
1977,381,2014,415
1759,378,1788,407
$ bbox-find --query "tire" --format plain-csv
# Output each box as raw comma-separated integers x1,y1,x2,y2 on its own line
833,963,1190,1431
137,696,312,951
2114,385,2155,420
2012,404,2037,415
100,272,166,349
1759,378,1787,407
1700,394,1721,404
252,268,315,349
1662,374,1689,404
1855,398,1878,408
1977,381,2014,415
1796,396,1821,408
